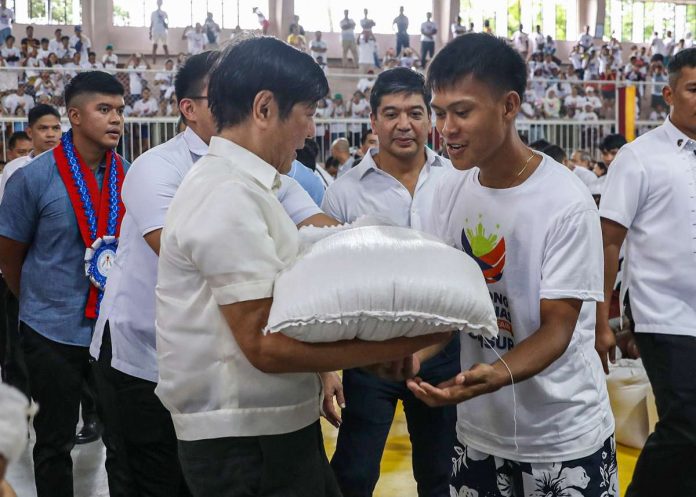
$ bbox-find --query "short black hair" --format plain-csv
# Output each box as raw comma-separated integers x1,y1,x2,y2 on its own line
369,67,431,114
208,36,329,130
361,130,376,145
174,51,218,101
541,144,566,163
5,35,13,42
427,33,527,100
40,37,49,43
28,104,61,126
8,131,30,150
529,139,551,151
599,133,627,152
324,155,340,168
669,47,696,85
295,138,318,170
64,71,124,107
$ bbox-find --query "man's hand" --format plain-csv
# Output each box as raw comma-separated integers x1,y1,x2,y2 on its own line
616,328,640,359
595,321,616,374
320,372,344,428
406,362,507,407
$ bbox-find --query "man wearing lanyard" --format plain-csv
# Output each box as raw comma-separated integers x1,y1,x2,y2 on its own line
597,48,696,497
90,51,342,497
0,71,130,497
322,67,457,497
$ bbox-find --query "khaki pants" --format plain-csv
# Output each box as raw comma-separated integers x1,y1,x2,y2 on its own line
342,39,358,68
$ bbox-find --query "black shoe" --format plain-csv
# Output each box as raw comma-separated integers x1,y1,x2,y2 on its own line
75,420,103,445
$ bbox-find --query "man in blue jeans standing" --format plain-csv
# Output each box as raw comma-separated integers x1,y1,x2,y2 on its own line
322,67,458,497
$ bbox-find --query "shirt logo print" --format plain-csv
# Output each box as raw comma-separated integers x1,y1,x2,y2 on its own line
461,216,506,284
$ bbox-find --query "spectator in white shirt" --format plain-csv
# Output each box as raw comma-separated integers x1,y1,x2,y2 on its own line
132,87,158,117
36,37,50,64
150,0,169,65
650,31,665,58
451,16,466,38
309,31,327,63
63,51,81,79
532,24,545,54
48,28,62,54
155,37,446,496
252,7,270,35
56,35,74,64
360,8,375,35
154,58,175,99
126,53,150,102
663,31,676,60
102,44,118,70
598,48,696,497
182,23,206,55
357,32,378,72
0,34,19,66
420,12,437,67
340,10,358,68
512,24,530,60
578,25,593,52
346,90,369,145
357,69,376,94
69,25,90,61
575,102,599,121
22,46,41,81
83,51,104,70
3,85,33,115
542,87,561,118
203,11,221,48
0,0,14,46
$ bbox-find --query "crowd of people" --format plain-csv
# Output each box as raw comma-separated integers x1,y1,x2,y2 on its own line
0,18,693,497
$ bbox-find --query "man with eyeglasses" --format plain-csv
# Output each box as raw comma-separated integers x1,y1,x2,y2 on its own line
90,51,339,497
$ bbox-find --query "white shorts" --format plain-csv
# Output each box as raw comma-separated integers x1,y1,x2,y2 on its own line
152,31,167,45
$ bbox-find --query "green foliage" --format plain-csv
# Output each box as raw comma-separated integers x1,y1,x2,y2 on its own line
555,2,566,40
508,0,521,38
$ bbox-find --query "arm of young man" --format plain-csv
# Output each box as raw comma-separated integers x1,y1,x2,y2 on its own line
407,298,580,406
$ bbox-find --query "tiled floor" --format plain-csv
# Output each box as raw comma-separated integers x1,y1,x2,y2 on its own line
7,405,639,497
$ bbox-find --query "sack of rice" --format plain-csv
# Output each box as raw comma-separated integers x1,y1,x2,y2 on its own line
265,225,498,343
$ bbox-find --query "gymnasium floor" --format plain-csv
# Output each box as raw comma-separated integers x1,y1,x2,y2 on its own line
7,403,639,497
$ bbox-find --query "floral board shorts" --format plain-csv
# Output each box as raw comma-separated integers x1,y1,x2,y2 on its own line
450,435,618,497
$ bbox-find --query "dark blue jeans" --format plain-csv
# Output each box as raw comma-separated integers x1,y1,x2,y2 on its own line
331,337,460,497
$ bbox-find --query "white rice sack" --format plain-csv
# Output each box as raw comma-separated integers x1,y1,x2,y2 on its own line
265,225,498,342
607,359,651,449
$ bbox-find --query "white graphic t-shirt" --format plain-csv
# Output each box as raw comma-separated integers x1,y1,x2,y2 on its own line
425,155,614,462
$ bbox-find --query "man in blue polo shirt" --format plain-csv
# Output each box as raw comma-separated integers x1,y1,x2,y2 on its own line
0,71,131,497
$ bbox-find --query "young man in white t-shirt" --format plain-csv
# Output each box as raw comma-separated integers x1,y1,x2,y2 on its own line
404,33,616,497
0,34,19,66
0,0,13,46
102,44,118,70
512,24,529,60
154,37,448,496
597,48,696,497
150,0,169,65
309,31,327,64
340,10,358,68
48,28,62,54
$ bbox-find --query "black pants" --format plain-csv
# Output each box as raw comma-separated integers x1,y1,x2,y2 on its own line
178,421,341,497
396,33,409,55
0,278,27,397
626,332,696,497
94,322,191,497
420,41,435,67
20,322,131,497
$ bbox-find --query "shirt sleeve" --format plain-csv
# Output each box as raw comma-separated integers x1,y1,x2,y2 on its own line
122,152,183,236
0,167,38,244
598,146,649,229
320,183,347,223
540,208,604,302
178,182,288,305
276,175,322,225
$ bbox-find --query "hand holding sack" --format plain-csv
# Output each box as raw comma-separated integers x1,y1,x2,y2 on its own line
265,224,499,343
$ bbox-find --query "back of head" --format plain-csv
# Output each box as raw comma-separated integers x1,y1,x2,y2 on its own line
541,144,566,164
369,67,430,114
599,133,627,152
174,50,219,121
529,139,551,151
28,103,61,127
331,137,350,154
668,47,696,86
295,139,318,170
427,33,527,100
8,131,29,150
208,36,329,131
64,71,124,108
